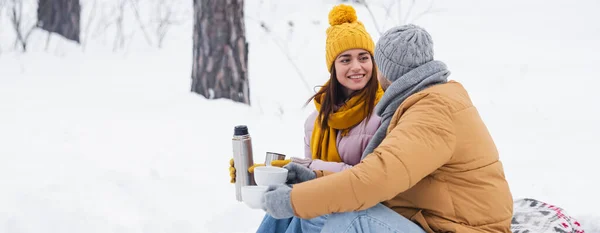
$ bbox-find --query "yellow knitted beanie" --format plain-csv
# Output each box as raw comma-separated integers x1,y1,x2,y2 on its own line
325,4,375,72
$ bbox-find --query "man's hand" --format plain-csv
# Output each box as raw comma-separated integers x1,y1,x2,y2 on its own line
284,162,317,184
262,184,295,219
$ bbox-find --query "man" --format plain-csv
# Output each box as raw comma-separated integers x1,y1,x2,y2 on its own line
262,24,513,233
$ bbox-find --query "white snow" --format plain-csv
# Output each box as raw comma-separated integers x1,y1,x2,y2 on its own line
1,0,599,232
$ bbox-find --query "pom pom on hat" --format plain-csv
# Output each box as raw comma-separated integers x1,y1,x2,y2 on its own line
328,4,357,26
325,4,374,72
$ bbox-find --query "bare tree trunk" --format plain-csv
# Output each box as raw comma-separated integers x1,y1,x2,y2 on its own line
37,0,81,43
191,0,250,105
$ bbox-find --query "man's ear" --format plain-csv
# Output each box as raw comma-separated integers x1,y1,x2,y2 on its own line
377,70,392,91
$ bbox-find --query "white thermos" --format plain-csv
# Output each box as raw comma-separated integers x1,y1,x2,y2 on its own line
232,125,255,201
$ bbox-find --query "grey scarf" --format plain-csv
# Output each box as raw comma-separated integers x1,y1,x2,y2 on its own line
361,60,451,159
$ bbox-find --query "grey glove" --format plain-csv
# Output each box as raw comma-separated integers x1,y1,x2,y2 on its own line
262,184,295,219
284,162,316,184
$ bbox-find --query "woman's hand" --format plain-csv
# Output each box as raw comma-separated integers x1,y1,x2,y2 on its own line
229,158,291,183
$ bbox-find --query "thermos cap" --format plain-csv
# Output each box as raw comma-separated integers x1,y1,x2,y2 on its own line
234,125,249,136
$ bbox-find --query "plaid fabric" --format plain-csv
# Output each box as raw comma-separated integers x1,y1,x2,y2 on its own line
511,198,585,233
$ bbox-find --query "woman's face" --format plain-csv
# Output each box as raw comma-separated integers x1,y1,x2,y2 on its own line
333,49,373,97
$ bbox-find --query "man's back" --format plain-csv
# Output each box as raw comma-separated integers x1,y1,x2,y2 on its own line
384,81,513,233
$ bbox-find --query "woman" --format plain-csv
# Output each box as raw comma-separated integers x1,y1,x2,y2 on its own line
259,4,383,232
295,3,383,174
230,4,384,233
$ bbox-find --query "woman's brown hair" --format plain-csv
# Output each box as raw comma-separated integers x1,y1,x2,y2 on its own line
306,56,380,132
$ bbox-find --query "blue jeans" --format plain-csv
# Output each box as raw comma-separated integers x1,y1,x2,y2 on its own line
256,214,325,233
257,204,425,233
321,204,426,233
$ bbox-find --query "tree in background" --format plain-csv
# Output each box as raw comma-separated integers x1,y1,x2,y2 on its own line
191,0,250,105
37,0,80,43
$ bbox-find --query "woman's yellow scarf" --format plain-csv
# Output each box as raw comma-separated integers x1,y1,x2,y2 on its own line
311,85,384,162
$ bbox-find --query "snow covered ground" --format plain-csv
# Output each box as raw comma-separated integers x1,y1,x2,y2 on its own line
1,0,599,232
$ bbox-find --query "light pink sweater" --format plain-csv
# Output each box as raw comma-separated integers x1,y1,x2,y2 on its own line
303,110,381,172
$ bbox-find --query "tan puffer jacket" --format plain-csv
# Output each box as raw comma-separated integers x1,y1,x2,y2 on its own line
290,81,513,233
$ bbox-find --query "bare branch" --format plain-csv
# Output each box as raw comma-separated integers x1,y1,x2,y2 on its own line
8,0,31,51
9,0,21,47
23,23,36,42
81,0,98,50
91,2,120,43
44,31,51,51
127,0,153,46
361,0,382,36
113,0,126,51
257,21,312,94
0,0,4,53
153,0,183,48
0,0,5,16
381,0,397,28
402,0,417,25
409,0,443,23
398,0,403,25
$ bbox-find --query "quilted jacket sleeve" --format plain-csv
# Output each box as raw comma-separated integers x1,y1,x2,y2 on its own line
290,93,457,219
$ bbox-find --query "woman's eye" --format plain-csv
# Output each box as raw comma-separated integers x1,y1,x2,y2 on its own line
360,56,370,61
341,59,350,63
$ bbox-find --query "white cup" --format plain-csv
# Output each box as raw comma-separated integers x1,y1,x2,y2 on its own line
253,166,288,186
241,186,269,209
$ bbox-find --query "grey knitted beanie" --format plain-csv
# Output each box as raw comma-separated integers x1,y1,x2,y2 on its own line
374,24,434,82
